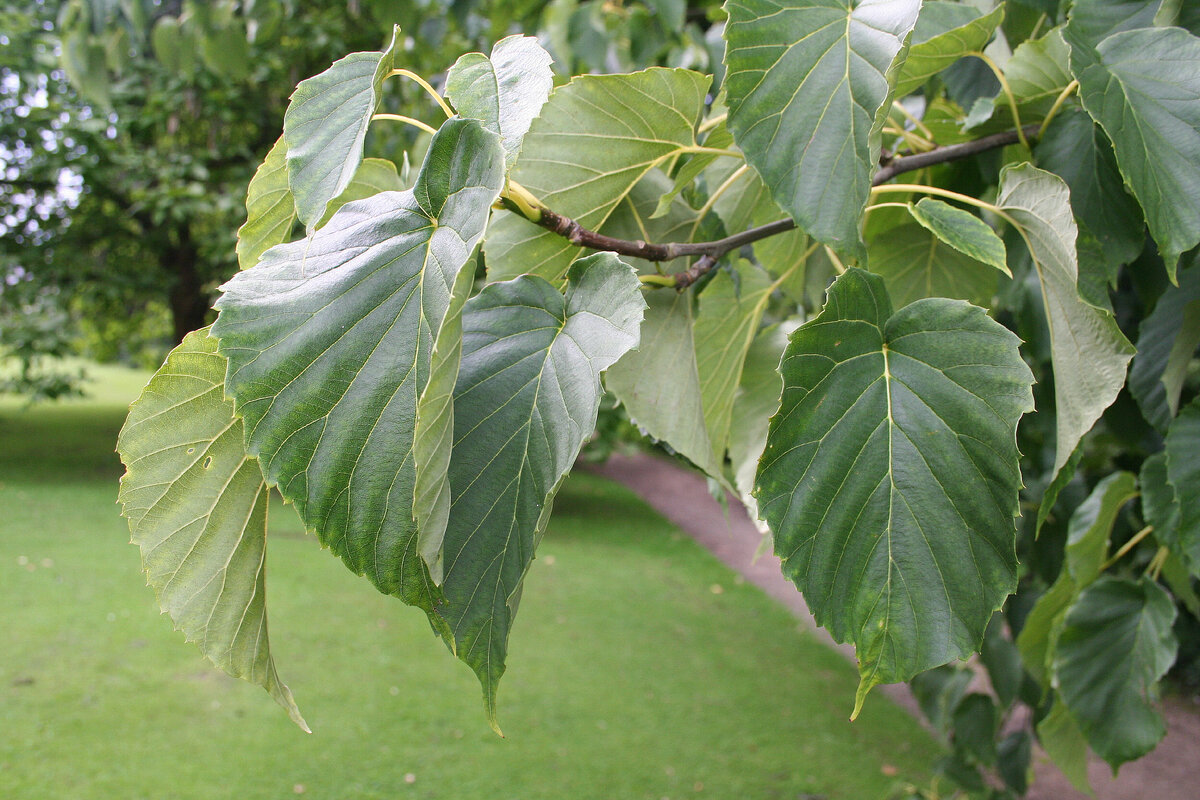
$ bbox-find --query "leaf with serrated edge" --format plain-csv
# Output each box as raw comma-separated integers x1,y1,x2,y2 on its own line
1053,576,1177,769
755,268,1033,715
868,223,999,307
212,118,505,610
996,164,1134,477
237,137,296,271
484,68,710,283
283,27,398,229
894,3,1004,98
723,0,920,260
432,253,645,729
445,34,554,170
117,328,307,731
1130,263,1200,432
909,199,1008,274
1071,26,1200,274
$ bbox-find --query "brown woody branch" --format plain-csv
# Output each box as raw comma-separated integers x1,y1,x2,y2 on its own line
520,124,1040,289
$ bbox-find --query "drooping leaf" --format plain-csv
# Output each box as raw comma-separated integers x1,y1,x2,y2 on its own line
893,3,1005,98
445,34,555,170
316,158,407,228
755,268,1034,712
909,199,1009,274
1035,107,1144,273
1053,576,1178,770
1071,26,1200,273
1130,263,1200,431
1037,698,1093,795
282,28,398,229
432,253,645,728
212,118,505,607
867,223,999,307
722,0,921,260
1165,398,1200,573
117,328,307,731
484,68,710,283
996,163,1134,477
237,137,296,271
1064,471,1138,584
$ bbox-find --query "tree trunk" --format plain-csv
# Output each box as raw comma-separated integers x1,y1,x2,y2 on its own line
167,229,209,344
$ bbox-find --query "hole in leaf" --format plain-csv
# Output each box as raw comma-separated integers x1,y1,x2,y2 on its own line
186,447,195,454
202,456,213,469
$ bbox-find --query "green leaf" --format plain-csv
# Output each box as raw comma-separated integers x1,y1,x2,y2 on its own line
445,34,555,170
1130,263,1200,432
116,328,307,732
595,170,704,276
996,163,1134,477
484,68,710,283
997,730,1033,795
1141,451,1192,570
909,199,1009,274
315,157,407,229
282,28,398,229
1037,699,1092,795
236,137,296,271
1064,471,1138,585
963,27,1073,132
651,122,734,219
1068,0,1166,47
952,693,999,766
606,289,724,478
729,324,789,507
1035,108,1144,272
893,3,1005,98
755,268,1034,712
910,664,972,737
722,0,921,261
1036,443,1084,536
1053,576,1178,769
1017,575,1077,687
1071,26,1200,273
981,613,1023,709
867,223,999,307
1165,398,1200,572
212,118,505,607
432,254,645,728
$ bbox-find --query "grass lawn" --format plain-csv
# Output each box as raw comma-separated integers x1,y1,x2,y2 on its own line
0,362,942,799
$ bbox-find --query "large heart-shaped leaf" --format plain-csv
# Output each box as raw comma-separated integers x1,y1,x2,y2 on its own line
1070,26,1200,273
1130,262,1200,431
483,68,710,282
754,268,1034,712
722,0,920,260
282,28,398,229
433,254,644,728
445,34,554,170
996,164,1134,477
1053,576,1178,769
117,328,307,731
893,2,1004,98
212,118,505,607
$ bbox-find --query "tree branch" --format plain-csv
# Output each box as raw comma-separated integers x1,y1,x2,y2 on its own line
518,124,1040,289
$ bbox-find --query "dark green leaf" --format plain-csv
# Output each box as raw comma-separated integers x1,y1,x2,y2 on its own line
755,269,1033,712
894,3,1004,98
981,613,1024,709
909,198,1009,274
997,730,1033,794
952,693,999,766
1130,264,1200,431
723,0,921,260
1166,398,1200,573
910,664,972,737
1017,575,1077,687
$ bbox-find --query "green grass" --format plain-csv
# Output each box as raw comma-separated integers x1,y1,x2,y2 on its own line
0,364,941,799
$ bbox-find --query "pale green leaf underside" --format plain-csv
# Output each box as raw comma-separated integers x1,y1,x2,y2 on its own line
1054,576,1177,769
1073,26,1200,271
996,164,1133,477
893,2,1004,98
445,34,555,170
729,323,789,515
432,254,645,729
237,136,296,271
212,119,504,609
909,198,1008,274
755,268,1033,712
117,328,307,731
723,0,920,261
283,29,397,229
484,68,710,283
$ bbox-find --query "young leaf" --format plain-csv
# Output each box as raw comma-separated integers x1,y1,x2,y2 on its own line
483,68,710,282
212,118,505,607
445,34,555,170
237,136,296,271
1053,576,1178,770
117,328,307,731
867,223,999,307
1129,263,1200,432
1071,26,1200,274
755,268,1034,714
282,28,398,229
893,3,1005,98
433,254,645,729
723,0,921,260
909,198,1009,274
996,163,1134,477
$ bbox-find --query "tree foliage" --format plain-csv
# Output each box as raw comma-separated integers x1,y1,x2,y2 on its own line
97,1,1200,796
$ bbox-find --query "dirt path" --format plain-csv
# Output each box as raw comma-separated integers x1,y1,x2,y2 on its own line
587,451,1200,800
